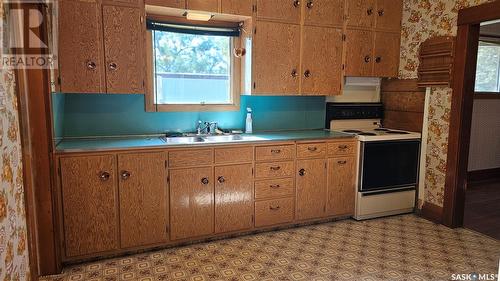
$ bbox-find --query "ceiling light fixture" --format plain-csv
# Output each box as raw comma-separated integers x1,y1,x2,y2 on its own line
185,11,213,21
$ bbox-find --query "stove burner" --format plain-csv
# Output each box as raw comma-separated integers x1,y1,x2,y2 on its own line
374,128,390,131
343,130,363,134
358,132,377,136
386,130,410,134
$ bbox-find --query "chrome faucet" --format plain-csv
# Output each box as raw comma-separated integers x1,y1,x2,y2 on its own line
196,120,218,135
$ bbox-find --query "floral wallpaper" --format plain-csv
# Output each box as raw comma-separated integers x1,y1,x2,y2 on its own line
399,0,493,207
0,2,30,281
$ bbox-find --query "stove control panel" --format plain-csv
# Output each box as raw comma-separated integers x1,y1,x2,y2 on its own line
325,103,384,129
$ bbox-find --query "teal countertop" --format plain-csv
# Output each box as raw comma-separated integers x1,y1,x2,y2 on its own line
55,130,354,153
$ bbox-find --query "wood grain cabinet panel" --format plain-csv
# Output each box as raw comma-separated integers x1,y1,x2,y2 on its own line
296,159,327,220
170,167,214,240
256,0,301,23
145,0,185,8
118,152,168,249
103,0,143,7
346,0,376,29
301,26,343,95
327,141,356,156
296,142,327,158
375,0,402,31
186,0,219,12
253,21,300,95
215,164,254,233
255,161,294,179
303,0,344,27
255,178,295,199
255,198,294,227
373,31,400,78
255,144,294,161
60,155,119,257
58,0,104,93
326,157,356,216
215,146,253,164
345,29,374,77
169,149,213,167
221,0,253,16
102,5,144,94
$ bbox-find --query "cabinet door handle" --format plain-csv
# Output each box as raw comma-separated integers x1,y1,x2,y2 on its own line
306,0,313,9
307,146,317,152
299,168,306,176
217,176,225,184
201,177,209,185
378,9,384,16
304,69,311,78
375,56,382,63
337,160,347,165
291,69,298,78
109,62,118,71
338,145,349,149
86,60,96,70
293,0,300,8
367,8,373,15
364,55,371,63
270,166,281,171
271,149,281,154
270,184,281,189
99,171,110,182
120,170,131,180
269,205,281,211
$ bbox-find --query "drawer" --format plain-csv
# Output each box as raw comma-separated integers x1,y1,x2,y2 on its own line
215,146,253,164
255,145,294,161
255,198,294,227
297,143,326,158
169,149,213,167
328,141,356,156
255,178,294,199
255,161,294,179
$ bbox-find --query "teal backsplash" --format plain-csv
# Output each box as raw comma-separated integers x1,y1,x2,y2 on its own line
52,93,326,138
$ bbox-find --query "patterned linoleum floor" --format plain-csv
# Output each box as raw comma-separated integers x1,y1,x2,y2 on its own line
41,215,500,281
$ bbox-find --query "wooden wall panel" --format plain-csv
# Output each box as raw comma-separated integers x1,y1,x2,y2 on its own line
381,79,426,132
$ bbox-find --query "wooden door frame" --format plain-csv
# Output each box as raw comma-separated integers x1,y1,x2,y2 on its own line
443,0,500,228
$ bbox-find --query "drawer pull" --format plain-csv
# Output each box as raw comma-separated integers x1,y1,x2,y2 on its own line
338,145,349,149
217,176,225,184
270,184,281,189
269,205,281,211
307,146,318,152
201,177,209,185
299,168,306,177
293,0,300,8
337,160,347,165
99,171,110,182
120,170,131,180
271,149,282,154
270,166,281,171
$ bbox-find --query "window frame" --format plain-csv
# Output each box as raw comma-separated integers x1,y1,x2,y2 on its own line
145,17,241,112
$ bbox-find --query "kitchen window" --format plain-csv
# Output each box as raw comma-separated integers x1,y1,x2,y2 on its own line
146,19,241,111
475,41,500,93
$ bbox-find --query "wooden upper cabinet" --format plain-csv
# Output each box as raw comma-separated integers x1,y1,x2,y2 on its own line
186,0,219,12
345,29,374,77
373,31,400,77
58,0,104,93
256,0,302,24
221,0,253,16
169,167,214,240
102,5,144,94
118,152,168,249
60,155,119,257
145,0,185,8
215,164,254,233
345,0,376,29
326,157,356,216
303,0,344,27
301,26,343,95
375,0,402,31
253,21,300,94
296,159,327,220
103,0,143,7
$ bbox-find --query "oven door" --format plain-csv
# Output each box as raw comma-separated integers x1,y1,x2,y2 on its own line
359,140,420,193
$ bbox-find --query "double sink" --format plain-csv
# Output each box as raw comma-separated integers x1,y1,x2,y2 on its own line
161,134,267,145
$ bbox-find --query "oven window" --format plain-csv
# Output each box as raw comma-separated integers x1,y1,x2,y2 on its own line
360,140,420,192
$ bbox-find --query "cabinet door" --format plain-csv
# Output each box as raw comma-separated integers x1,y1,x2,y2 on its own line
103,0,143,7
296,159,327,220
301,26,343,95
303,0,344,27
118,152,168,248
326,157,356,216
102,5,144,94
373,31,400,77
375,0,402,31
346,0,375,29
221,0,253,16
345,29,374,77
58,0,104,93
145,0,185,8
253,21,300,94
186,0,219,12
170,167,214,240
256,0,301,24
60,155,118,257
215,164,254,233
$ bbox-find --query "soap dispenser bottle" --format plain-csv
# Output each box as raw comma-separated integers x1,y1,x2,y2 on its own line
245,108,253,134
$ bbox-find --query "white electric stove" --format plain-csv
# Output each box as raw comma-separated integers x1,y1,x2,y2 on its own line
326,103,421,220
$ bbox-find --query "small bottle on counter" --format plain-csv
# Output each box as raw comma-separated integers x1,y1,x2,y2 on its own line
245,107,253,134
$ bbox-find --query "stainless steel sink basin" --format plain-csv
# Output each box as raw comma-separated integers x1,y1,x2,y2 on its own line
162,136,206,144
204,135,267,143
161,134,268,144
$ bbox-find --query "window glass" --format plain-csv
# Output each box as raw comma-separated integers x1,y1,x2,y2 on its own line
475,41,500,92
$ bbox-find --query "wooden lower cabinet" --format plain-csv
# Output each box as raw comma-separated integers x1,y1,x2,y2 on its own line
118,152,168,248
255,198,294,227
215,164,254,233
60,155,119,257
169,167,214,240
296,159,327,220
326,156,356,216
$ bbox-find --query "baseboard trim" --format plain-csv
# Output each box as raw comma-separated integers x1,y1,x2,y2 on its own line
468,167,500,183
420,202,443,224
